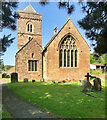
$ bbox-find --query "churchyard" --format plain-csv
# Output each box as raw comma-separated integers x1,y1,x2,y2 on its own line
2,75,105,118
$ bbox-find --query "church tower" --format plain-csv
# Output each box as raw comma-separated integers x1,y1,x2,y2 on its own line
18,4,42,50
16,4,42,80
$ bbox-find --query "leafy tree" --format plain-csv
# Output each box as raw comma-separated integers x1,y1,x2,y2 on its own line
1,63,5,71
78,2,107,54
40,1,107,55
5,65,13,71
40,0,74,14
0,2,19,55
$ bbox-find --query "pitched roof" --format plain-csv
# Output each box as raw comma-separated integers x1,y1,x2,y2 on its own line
43,17,90,52
43,18,71,52
7,66,15,73
91,63,104,66
16,38,42,55
24,3,37,13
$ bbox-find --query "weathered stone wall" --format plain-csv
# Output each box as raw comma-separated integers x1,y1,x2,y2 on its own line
16,37,42,80
16,10,42,80
18,10,42,51
43,19,90,81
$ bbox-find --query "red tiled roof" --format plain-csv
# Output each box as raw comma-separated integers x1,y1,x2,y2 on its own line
91,63,104,66
7,66,15,73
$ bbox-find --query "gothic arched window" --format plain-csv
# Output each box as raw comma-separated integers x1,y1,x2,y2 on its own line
59,35,78,67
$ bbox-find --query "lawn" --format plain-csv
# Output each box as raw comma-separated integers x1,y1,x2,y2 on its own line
2,107,12,119
7,80,106,118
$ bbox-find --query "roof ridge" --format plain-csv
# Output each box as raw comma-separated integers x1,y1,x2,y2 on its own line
43,19,70,51
16,38,42,55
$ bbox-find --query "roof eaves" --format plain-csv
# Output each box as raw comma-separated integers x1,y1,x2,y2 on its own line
43,19,70,52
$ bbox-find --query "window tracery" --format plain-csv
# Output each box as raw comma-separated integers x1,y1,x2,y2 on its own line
59,35,78,67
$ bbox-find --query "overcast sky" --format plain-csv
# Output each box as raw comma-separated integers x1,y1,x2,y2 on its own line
2,2,94,66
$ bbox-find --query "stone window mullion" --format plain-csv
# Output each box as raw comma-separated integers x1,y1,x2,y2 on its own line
73,50,75,67
62,49,64,67
66,49,68,67
70,49,71,67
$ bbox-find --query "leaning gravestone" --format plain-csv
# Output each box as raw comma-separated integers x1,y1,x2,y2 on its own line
82,73,95,92
93,78,102,91
11,72,18,83
82,81,93,92
81,80,87,87
24,78,28,83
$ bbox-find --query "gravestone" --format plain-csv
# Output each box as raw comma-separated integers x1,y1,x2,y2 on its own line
81,80,87,87
40,78,44,82
11,72,18,83
52,81,55,84
93,78,102,91
82,81,93,92
32,80,35,83
24,78,28,82
82,73,95,92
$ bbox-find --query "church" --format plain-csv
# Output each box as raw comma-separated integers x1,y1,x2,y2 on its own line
16,4,90,81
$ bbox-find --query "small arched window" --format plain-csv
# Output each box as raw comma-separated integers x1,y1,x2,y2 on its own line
30,25,32,32
27,23,33,32
27,24,29,32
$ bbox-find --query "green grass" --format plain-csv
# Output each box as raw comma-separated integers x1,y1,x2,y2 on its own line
2,107,12,119
7,80,105,118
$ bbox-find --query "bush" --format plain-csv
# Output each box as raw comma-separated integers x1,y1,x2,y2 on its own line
6,75,10,78
2,73,10,78
2,73,7,78
24,78,28,82
90,69,102,75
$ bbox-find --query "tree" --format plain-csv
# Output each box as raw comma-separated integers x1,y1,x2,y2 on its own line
40,0,74,14
40,1,107,55
5,65,13,71
0,1,19,55
78,2,107,55
1,63,5,71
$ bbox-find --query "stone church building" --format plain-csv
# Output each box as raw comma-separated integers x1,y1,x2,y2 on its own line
16,4,90,81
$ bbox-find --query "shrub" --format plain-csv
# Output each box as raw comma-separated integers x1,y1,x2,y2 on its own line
2,73,7,78
6,75,10,78
24,78,28,82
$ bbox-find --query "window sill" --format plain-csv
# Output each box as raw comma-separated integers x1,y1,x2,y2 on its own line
59,67,79,69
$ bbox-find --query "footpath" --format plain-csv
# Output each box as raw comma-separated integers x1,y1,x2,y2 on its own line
2,84,55,118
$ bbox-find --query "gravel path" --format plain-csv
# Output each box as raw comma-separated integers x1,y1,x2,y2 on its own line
0,79,7,84
2,85,55,118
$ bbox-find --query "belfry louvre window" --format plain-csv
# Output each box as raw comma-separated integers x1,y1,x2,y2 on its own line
28,60,37,71
27,24,29,32
30,25,32,32
59,35,78,67
27,24,33,32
